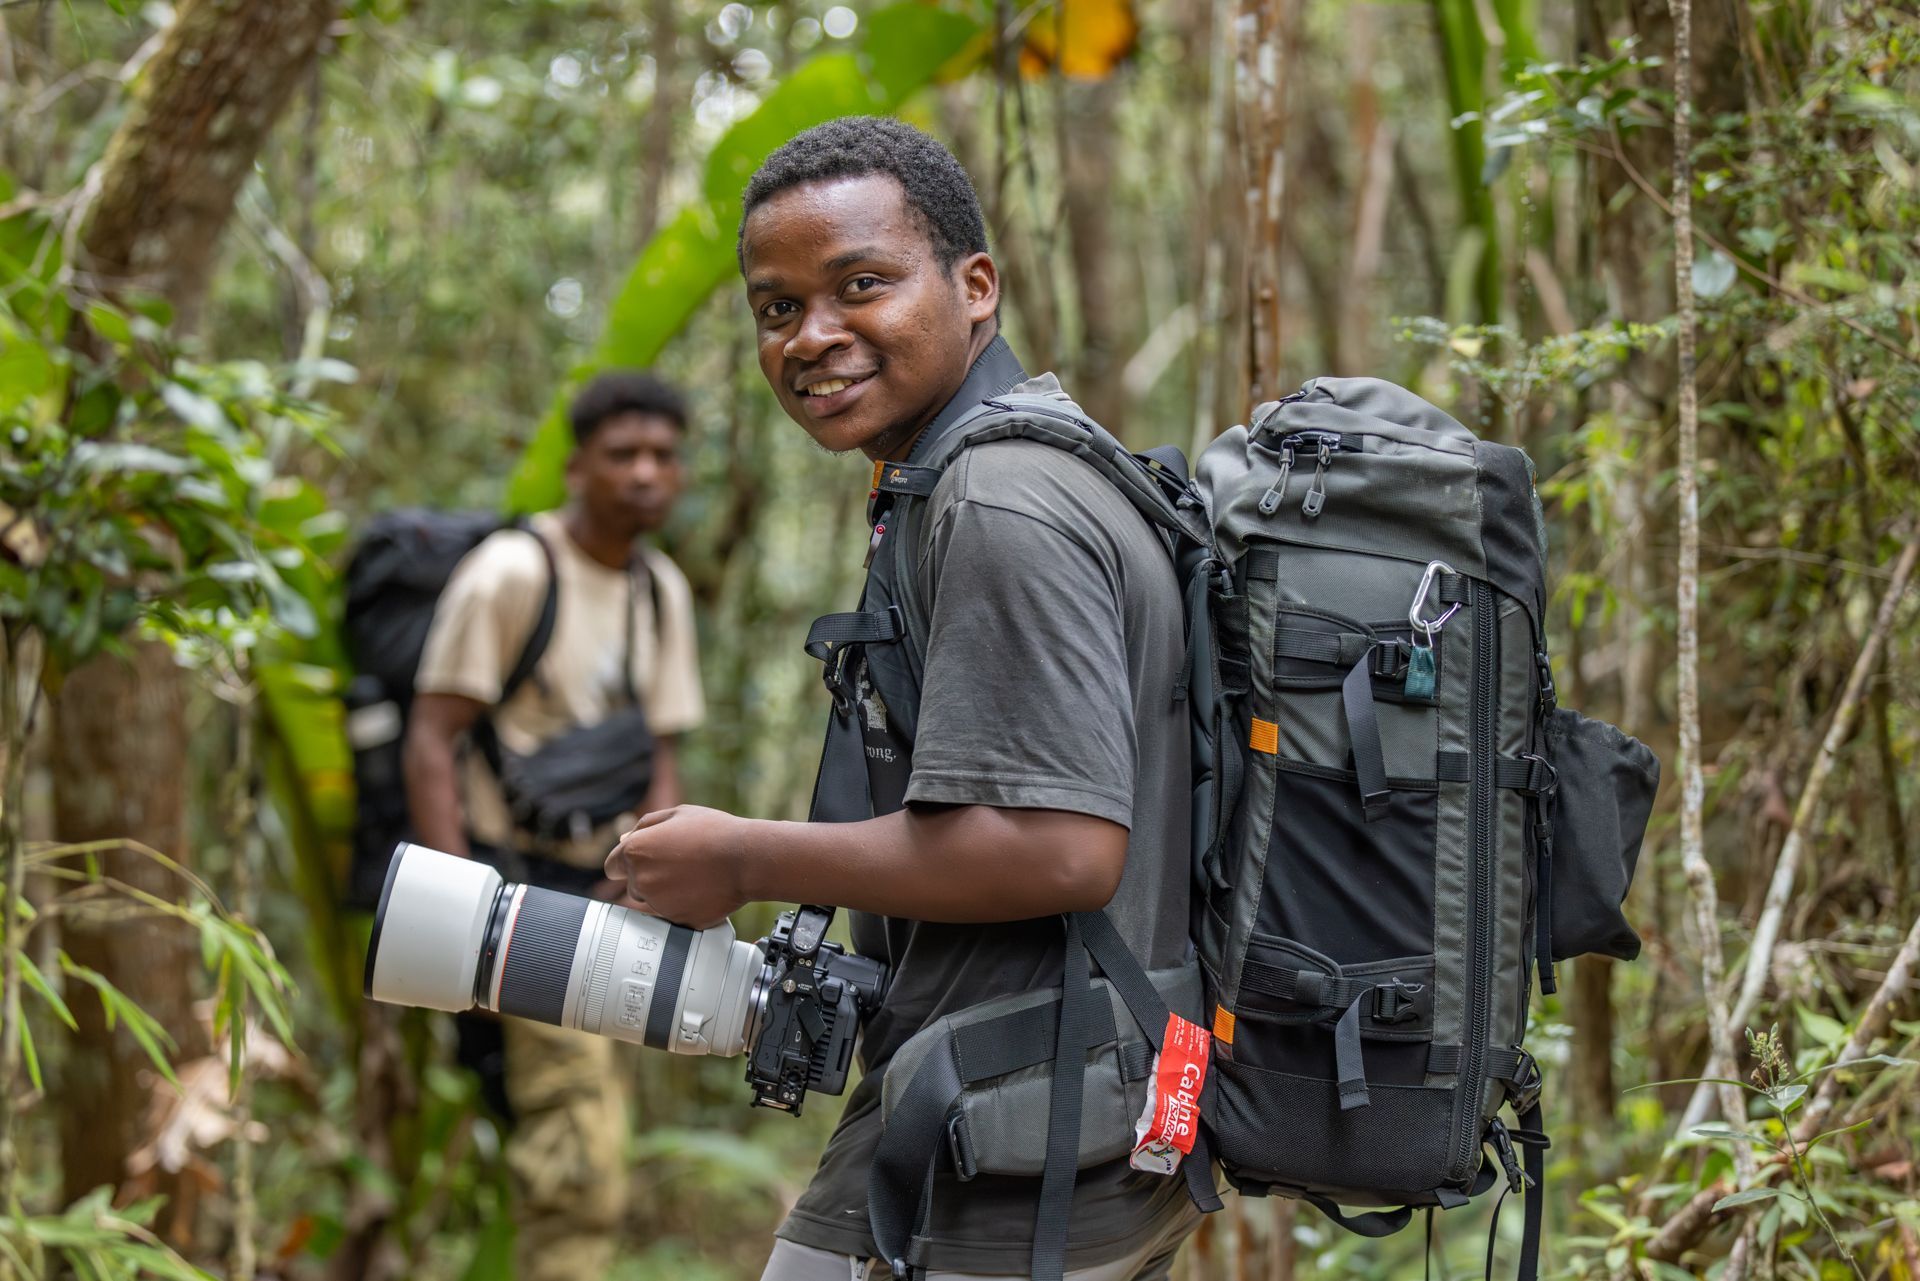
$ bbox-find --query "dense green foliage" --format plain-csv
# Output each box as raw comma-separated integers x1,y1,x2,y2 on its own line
1,1,1916,1278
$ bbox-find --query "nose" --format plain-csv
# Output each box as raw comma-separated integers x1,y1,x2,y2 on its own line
630,452,663,488
783,302,852,365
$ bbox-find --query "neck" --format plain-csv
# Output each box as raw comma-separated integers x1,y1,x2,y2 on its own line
558,505,636,569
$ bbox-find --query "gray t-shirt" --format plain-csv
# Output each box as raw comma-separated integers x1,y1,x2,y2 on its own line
777,405,1198,1271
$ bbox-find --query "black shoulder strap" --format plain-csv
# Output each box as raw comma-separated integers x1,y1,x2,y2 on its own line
500,521,559,705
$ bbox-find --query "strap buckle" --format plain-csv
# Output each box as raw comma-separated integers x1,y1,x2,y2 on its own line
1518,752,1558,798
1507,1049,1544,1116
1371,978,1425,1025
945,1111,977,1182
1487,1119,1526,1194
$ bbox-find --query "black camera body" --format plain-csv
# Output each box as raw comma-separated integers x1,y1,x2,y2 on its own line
747,905,887,1114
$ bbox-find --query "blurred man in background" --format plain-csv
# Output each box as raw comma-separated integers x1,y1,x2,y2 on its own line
404,370,705,1280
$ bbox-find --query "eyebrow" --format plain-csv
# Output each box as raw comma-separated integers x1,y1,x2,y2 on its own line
825,246,887,272
747,245,892,295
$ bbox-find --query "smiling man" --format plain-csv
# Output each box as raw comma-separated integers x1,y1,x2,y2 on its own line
606,118,1200,1280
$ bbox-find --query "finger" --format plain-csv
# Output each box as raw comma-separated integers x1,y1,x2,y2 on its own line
624,806,677,834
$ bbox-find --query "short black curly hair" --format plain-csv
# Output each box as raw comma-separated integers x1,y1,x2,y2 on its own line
737,116,989,272
568,370,687,445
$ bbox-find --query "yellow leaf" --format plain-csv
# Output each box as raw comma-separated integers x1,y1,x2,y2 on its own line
1023,0,1138,80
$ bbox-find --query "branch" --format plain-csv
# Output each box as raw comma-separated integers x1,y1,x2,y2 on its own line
1678,530,1920,1133
1645,1181,1733,1263
1794,907,1920,1143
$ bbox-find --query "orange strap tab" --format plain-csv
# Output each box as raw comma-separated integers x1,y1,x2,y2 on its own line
1212,1004,1236,1046
1249,717,1279,755
871,460,886,490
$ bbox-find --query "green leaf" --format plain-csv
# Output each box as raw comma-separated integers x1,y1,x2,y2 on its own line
1627,1075,1755,1093
19,1012,41,1093
1690,1123,1777,1146
1766,1082,1807,1111
1796,1005,1849,1049
1714,1187,1781,1211
85,302,133,347
1793,1053,1914,1091
0,326,56,413
59,954,180,1087
504,2,981,513
72,442,194,476
22,953,77,1030
158,383,228,433
1692,249,1737,299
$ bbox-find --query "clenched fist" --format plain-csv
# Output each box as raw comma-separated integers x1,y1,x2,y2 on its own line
604,804,753,928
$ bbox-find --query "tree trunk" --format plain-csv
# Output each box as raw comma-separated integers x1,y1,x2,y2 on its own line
52,0,337,1219
1569,955,1617,1146
635,0,677,247
1061,75,1126,435
49,643,201,1209
78,0,338,334
1237,0,1298,402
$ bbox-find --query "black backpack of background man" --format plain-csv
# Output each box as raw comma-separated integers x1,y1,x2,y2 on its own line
338,509,555,910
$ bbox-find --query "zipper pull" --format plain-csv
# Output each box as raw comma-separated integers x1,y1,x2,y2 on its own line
1301,439,1332,518
1256,445,1295,516
863,522,886,569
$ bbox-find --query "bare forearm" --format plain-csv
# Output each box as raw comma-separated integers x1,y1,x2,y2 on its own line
403,734,470,857
734,807,1122,923
643,736,682,813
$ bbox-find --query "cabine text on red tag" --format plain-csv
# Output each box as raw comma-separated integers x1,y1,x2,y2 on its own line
1129,1012,1210,1175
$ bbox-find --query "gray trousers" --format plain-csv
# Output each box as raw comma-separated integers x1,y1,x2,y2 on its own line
760,1223,1188,1281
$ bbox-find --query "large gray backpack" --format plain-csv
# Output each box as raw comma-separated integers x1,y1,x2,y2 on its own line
1190,378,1659,1273
835,376,1657,1281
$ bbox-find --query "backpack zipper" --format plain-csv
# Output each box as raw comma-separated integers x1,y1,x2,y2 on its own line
1301,436,1333,518
1257,430,1353,519
1451,580,1499,1184
1256,445,1295,515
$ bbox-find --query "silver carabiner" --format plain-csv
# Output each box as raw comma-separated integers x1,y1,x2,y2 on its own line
1409,560,1461,642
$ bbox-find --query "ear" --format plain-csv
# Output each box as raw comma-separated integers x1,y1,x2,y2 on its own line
563,447,584,497
957,251,998,327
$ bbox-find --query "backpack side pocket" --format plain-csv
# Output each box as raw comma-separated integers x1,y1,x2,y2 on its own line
1544,707,1660,962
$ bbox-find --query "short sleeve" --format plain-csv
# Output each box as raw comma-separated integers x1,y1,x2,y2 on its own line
902,494,1136,827
414,531,550,706
639,548,705,735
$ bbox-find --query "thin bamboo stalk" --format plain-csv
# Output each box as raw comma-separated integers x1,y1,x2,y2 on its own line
1669,0,1757,1222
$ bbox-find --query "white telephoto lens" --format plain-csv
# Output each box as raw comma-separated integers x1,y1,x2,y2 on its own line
364,842,765,1059
364,842,501,1011
561,903,762,1056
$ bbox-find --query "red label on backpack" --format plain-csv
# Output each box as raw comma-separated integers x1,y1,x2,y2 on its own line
1129,1012,1210,1175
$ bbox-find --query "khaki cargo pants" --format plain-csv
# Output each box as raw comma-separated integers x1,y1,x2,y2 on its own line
503,1016,629,1281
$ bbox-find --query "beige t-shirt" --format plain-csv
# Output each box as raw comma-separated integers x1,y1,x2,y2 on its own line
415,512,704,866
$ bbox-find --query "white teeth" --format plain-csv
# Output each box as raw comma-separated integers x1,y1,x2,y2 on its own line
805,378,854,396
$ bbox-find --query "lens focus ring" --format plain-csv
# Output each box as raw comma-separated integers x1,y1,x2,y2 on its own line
644,925,694,1049
497,887,590,1024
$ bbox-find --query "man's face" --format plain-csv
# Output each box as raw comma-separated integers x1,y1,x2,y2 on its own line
568,412,685,535
741,174,997,459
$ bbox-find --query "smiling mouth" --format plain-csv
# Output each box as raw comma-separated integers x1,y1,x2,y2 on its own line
800,373,873,397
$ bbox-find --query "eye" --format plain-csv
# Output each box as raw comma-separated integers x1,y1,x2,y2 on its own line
760,299,797,321
848,275,884,294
